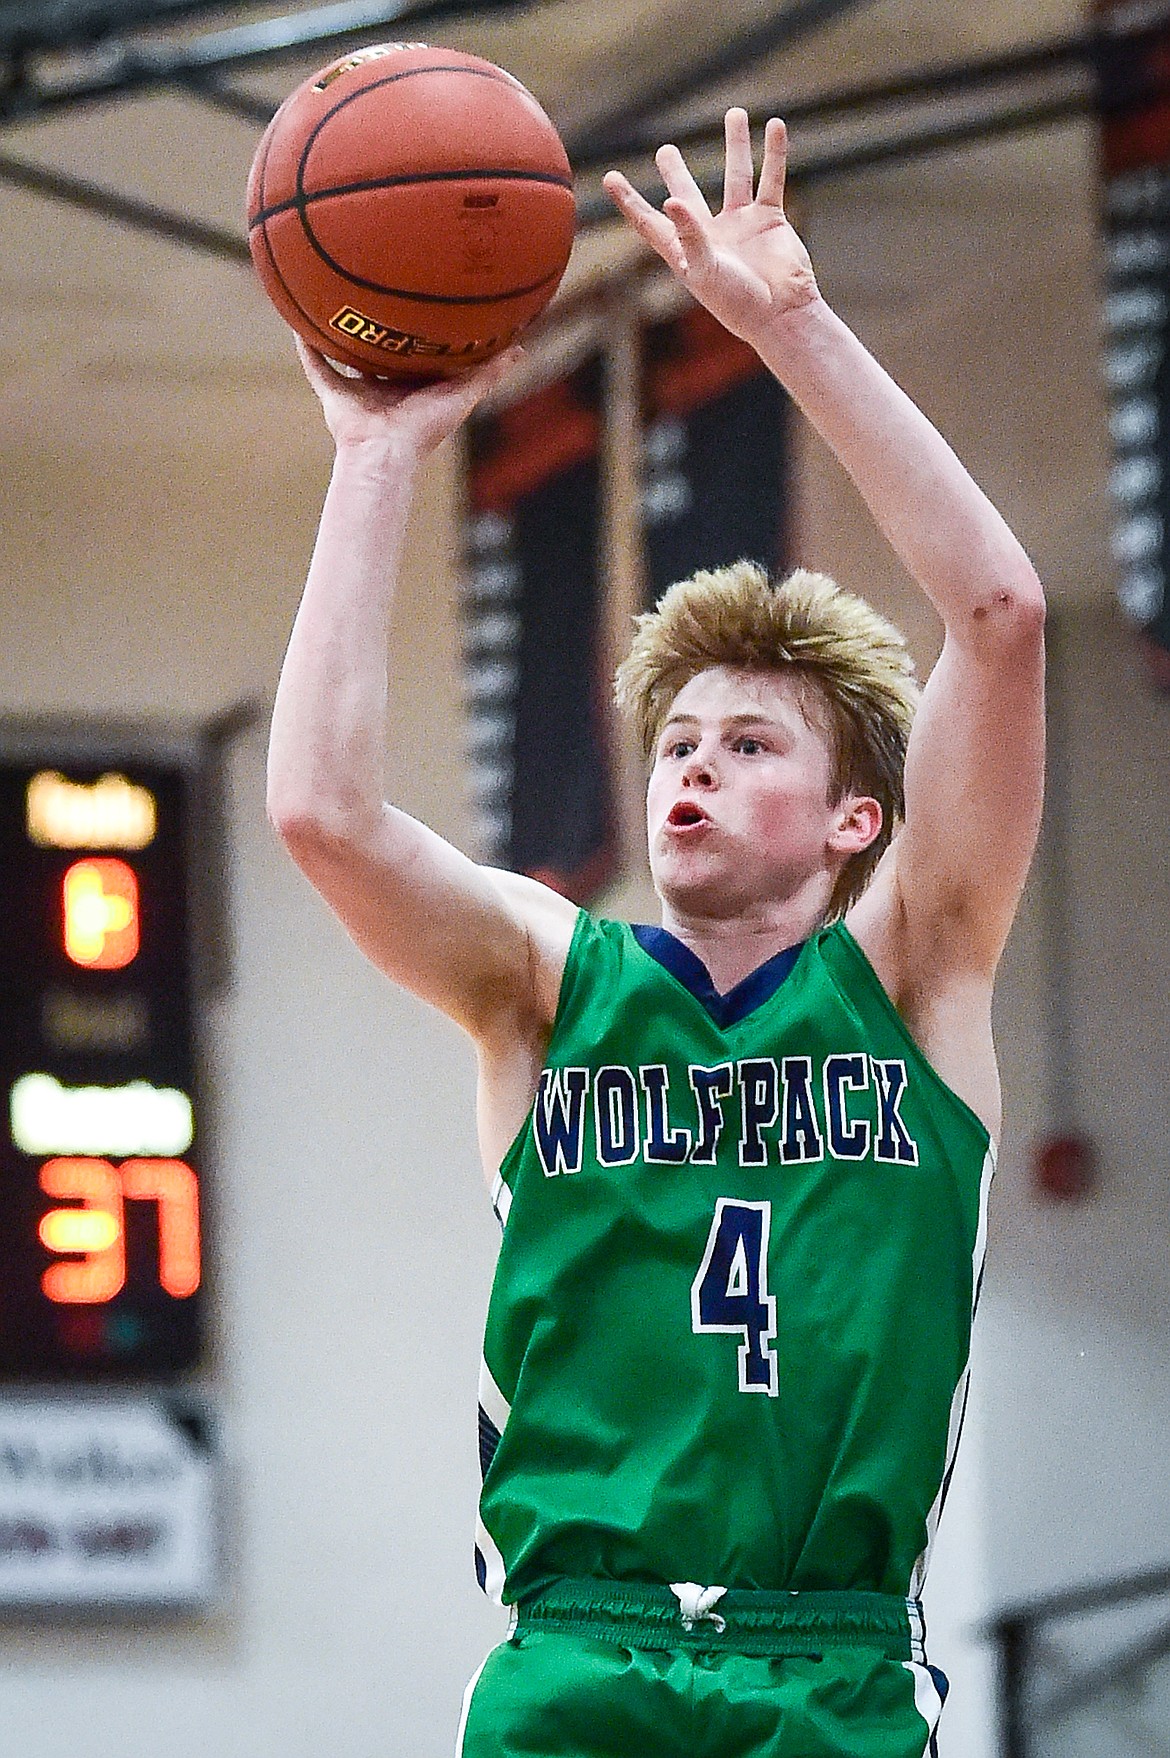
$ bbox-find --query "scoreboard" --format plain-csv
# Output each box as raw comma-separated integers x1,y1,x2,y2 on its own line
0,734,206,1378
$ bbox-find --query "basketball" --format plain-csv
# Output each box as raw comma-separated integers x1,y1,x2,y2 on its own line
246,43,575,378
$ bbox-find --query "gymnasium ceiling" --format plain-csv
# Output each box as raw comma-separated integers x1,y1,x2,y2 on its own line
0,0,1121,457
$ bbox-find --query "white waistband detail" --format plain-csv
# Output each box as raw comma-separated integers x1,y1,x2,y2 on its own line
670,1581,728,1633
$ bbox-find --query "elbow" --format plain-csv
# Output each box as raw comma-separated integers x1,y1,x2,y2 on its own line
973,565,1046,645
267,787,347,867
1012,565,1047,629
267,791,381,877
267,767,313,844
267,796,329,869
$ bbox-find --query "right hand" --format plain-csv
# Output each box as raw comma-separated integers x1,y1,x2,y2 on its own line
295,337,524,458
603,111,818,348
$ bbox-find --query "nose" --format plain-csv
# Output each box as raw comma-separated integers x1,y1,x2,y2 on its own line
681,742,716,787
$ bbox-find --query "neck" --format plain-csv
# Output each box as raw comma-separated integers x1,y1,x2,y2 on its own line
657,897,829,993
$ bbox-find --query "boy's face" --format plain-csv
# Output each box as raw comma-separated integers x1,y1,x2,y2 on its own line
646,665,876,921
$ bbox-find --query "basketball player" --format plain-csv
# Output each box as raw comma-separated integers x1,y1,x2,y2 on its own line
268,112,1044,1756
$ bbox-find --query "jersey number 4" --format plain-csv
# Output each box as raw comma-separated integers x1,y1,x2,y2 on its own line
691,1198,779,1396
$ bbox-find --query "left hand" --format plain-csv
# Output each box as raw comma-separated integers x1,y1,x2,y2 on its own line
603,110,819,345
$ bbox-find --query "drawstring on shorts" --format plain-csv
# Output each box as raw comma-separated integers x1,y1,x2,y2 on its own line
670,1582,728,1633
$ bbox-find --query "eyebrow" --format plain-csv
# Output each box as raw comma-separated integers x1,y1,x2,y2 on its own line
660,711,781,732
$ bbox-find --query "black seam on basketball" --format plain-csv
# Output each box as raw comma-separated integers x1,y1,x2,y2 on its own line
249,166,573,229
261,200,566,304
256,199,357,363
256,105,272,216
320,62,516,100
253,123,344,353
294,64,554,214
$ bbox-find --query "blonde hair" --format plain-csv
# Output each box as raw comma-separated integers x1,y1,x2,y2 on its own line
614,561,919,916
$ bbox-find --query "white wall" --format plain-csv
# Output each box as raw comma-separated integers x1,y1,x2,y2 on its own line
981,603,1170,1609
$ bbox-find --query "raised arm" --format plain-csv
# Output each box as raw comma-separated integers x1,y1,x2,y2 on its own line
604,112,1045,988
267,344,577,1046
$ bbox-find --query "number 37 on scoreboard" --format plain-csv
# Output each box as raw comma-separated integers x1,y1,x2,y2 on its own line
37,1157,201,1305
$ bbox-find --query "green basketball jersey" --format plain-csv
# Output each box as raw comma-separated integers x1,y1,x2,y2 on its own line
474,912,993,1608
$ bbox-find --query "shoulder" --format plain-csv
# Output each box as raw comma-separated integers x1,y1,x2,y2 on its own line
843,860,1002,1138
484,868,582,1031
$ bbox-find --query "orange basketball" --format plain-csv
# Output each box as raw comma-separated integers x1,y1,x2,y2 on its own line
246,43,575,378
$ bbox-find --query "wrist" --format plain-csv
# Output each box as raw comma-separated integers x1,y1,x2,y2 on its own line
332,432,423,483
759,286,833,353
718,286,825,365
746,290,857,394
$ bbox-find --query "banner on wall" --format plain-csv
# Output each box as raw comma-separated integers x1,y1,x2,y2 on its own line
463,357,618,903
0,1394,218,1610
640,302,789,607
1095,3,1170,673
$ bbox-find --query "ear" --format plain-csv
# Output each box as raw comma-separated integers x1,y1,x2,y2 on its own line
828,795,883,858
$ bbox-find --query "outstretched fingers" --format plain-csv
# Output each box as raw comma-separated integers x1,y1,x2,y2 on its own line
755,117,789,211
722,107,755,211
605,140,718,281
603,169,689,272
655,142,711,219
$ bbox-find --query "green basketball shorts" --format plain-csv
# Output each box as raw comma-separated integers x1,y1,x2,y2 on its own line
456,1580,948,1758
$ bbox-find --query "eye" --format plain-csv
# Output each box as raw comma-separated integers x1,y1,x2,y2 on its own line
734,736,765,755
664,738,695,759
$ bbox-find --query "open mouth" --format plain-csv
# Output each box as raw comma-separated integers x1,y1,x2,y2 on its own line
667,801,709,828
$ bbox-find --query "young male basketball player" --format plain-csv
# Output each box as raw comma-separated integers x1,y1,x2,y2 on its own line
268,112,1045,1757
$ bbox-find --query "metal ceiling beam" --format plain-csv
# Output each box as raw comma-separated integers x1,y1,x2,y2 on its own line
0,0,253,56
575,9,1170,172
565,0,881,159
170,68,279,127
574,84,1094,229
0,144,251,257
578,29,1090,170
772,86,1091,192
159,0,531,70
0,0,536,124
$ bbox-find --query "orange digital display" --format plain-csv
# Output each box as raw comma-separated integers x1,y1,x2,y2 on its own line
121,1159,202,1299
3,753,204,1377
38,1158,124,1303
62,858,140,970
38,1156,201,1305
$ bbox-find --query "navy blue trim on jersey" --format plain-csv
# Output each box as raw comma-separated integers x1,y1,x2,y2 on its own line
631,925,806,1029
478,1405,502,1481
